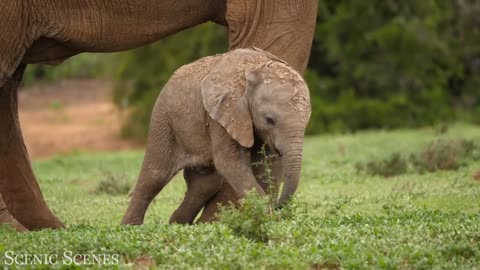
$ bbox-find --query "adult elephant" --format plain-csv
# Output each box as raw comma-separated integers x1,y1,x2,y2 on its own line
0,0,318,232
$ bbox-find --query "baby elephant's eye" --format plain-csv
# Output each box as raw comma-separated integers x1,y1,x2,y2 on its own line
265,115,276,126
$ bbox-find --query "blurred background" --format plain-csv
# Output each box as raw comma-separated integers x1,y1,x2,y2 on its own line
20,0,480,159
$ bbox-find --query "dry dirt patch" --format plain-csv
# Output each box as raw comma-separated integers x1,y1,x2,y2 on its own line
19,80,141,160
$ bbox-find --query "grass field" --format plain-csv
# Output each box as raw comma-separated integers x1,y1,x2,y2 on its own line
1,124,480,269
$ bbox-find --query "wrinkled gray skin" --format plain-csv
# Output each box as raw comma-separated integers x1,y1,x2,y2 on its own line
121,48,311,225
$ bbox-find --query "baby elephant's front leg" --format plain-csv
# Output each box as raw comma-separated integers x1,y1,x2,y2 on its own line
210,122,266,199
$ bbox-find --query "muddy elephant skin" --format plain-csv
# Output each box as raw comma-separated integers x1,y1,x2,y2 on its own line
121,48,311,225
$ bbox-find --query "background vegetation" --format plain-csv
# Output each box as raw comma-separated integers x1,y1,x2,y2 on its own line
24,0,480,141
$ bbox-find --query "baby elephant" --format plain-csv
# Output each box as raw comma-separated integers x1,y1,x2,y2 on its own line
121,48,311,225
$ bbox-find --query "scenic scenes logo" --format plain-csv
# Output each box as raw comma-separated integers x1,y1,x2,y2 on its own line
3,251,120,266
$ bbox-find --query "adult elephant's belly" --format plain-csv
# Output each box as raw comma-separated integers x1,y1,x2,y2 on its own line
22,0,224,65
23,38,81,65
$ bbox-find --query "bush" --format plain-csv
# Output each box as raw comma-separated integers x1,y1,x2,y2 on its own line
356,153,408,178
219,145,298,242
219,192,300,242
357,138,480,177
410,139,479,172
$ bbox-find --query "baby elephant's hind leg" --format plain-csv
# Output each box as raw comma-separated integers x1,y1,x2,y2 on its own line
169,167,223,224
121,110,179,225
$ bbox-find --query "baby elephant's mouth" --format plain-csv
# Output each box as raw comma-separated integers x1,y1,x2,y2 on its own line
260,142,282,158
262,139,282,158
273,145,283,157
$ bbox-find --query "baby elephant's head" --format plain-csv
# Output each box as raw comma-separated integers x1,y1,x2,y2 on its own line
201,51,311,205
246,64,311,156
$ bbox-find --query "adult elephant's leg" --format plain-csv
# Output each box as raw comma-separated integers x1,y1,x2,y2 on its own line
226,0,318,74
0,193,27,232
169,168,223,224
0,65,64,230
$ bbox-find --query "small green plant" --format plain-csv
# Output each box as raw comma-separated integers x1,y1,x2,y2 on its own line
356,152,408,177
326,196,356,215
219,191,271,242
251,144,280,213
219,192,301,242
95,172,132,195
219,144,299,242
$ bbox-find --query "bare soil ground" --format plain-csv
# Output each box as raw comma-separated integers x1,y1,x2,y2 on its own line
19,80,141,160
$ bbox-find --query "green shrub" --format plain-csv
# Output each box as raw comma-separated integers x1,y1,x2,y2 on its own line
219,192,300,242
357,138,480,177
220,145,299,242
219,192,271,242
410,139,479,172
356,153,408,178
306,0,480,134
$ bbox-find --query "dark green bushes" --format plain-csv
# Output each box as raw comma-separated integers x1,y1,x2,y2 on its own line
306,0,480,134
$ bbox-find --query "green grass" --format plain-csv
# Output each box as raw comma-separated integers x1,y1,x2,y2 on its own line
1,124,480,269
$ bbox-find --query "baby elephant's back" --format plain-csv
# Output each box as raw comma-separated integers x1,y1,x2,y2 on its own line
157,54,224,151
169,54,224,94
160,53,223,110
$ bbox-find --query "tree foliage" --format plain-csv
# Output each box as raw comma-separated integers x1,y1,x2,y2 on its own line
307,0,480,134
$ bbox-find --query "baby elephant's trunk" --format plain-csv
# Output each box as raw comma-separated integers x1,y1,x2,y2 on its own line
278,139,304,206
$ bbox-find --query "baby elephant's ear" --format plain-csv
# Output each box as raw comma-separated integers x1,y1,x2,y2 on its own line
201,56,254,148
